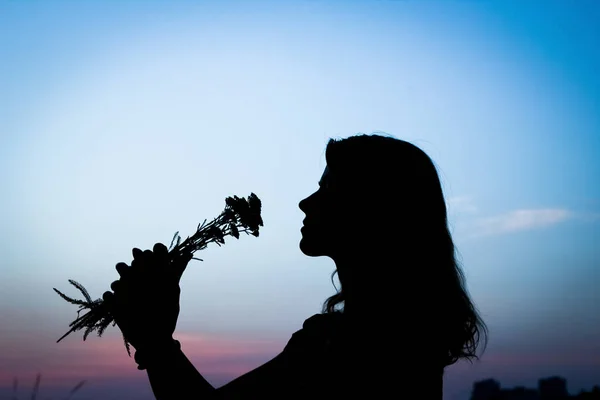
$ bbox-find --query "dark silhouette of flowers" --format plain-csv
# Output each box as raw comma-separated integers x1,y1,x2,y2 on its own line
53,193,263,356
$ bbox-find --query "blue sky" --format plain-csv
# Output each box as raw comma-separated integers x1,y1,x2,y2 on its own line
1,1,599,399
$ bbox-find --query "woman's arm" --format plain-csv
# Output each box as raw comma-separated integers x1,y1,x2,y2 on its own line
143,327,315,400
215,326,325,398
144,343,217,400
104,244,300,398
143,342,293,400
216,352,292,398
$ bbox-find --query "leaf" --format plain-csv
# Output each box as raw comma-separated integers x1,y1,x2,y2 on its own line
12,377,17,400
31,373,41,400
169,231,180,251
53,288,88,306
68,280,92,304
223,208,235,222
90,298,103,309
56,307,101,343
83,324,94,341
123,334,131,357
229,223,239,239
68,309,96,328
65,380,86,399
96,316,113,337
56,327,77,343
248,193,262,214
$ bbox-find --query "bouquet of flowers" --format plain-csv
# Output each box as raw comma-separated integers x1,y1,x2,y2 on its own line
53,193,263,355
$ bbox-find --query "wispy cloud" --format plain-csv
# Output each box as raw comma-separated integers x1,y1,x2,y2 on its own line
573,211,600,222
472,208,572,237
447,196,479,214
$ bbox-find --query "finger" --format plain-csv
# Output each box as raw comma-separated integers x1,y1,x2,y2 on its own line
102,291,117,316
110,280,122,292
153,242,168,255
102,291,116,310
142,249,157,272
102,291,125,327
115,262,130,279
153,243,169,269
132,247,144,261
102,291,114,302
131,248,144,272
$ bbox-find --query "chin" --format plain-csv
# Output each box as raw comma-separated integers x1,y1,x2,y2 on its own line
299,237,327,257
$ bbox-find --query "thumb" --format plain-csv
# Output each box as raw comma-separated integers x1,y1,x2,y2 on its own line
103,291,125,329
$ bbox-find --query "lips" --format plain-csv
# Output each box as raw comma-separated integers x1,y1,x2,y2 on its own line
302,219,318,231
301,224,316,232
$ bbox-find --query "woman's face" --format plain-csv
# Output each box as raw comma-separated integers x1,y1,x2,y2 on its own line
298,166,341,258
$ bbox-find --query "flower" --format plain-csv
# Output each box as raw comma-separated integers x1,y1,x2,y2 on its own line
54,193,263,355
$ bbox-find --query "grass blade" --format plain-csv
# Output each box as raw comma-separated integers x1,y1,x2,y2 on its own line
31,373,41,400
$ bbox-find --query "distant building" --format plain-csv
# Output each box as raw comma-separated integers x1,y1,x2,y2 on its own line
471,379,502,400
470,377,599,400
539,376,568,400
572,385,600,400
502,386,539,400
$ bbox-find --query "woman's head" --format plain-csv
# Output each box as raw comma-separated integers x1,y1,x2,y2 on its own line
298,133,487,366
299,134,445,257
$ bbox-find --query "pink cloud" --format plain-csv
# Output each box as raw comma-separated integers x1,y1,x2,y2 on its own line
175,331,284,376
0,331,283,388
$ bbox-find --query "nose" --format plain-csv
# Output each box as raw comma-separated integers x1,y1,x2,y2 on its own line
298,197,308,213
298,191,315,214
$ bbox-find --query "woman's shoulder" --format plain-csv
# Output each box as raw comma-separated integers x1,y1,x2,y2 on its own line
302,312,345,331
281,313,444,396
283,313,345,353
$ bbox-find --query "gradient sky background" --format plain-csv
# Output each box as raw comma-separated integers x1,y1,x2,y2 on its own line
1,1,599,399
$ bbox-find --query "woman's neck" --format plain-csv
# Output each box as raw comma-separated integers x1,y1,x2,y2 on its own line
332,252,396,320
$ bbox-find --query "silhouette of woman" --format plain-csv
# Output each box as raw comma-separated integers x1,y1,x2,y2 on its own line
103,134,488,399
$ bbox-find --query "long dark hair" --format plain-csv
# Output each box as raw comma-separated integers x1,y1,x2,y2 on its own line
321,134,488,367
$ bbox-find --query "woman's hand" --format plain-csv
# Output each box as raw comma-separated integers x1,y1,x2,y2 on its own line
102,243,192,351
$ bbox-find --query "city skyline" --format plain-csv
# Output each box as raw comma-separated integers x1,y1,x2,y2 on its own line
471,376,600,399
